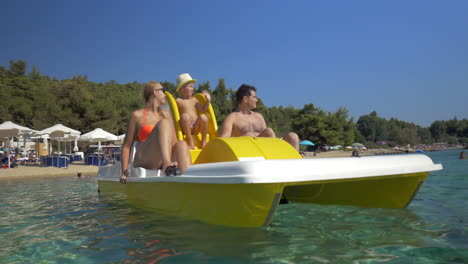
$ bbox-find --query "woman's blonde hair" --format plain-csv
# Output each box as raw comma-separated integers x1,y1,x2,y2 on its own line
143,81,160,102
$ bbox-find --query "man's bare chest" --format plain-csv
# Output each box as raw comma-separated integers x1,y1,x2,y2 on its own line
233,116,265,134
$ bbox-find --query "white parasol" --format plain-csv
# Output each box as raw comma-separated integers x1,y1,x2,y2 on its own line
115,134,126,144
37,124,81,138
79,128,117,166
31,134,50,151
0,121,33,137
37,124,81,167
0,121,34,168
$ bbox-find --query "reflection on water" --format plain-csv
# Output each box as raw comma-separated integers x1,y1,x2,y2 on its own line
0,150,467,263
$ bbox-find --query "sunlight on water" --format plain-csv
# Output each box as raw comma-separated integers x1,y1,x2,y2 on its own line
0,149,467,263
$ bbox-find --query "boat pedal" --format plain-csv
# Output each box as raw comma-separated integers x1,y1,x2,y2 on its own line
165,166,181,176
280,194,289,204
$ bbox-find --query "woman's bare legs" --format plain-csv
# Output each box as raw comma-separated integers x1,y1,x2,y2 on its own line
171,140,191,173
134,119,174,170
134,119,191,174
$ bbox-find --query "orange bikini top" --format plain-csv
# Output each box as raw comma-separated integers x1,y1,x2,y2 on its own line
137,108,155,141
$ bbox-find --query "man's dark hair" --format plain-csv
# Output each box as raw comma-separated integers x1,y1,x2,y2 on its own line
236,84,256,104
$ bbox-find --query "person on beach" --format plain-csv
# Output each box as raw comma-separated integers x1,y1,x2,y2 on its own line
175,73,211,149
460,151,466,159
219,84,300,151
0,153,7,168
119,81,192,184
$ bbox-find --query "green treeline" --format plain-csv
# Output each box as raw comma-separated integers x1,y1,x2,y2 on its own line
356,111,468,148
1,60,467,147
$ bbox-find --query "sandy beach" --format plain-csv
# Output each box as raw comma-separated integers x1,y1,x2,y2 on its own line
0,161,99,180
0,148,411,180
303,148,408,158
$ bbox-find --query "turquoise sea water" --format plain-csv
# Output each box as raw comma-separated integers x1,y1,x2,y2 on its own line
0,149,467,264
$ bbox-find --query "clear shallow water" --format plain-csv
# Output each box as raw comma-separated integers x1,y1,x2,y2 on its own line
0,150,467,264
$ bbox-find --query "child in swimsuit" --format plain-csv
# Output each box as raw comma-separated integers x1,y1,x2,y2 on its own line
175,73,211,149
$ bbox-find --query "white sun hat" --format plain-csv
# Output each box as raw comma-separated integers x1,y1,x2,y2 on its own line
176,73,197,92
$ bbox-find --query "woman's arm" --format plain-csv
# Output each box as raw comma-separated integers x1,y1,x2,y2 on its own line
120,111,138,183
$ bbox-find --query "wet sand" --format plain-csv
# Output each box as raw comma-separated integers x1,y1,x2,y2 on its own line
0,161,99,180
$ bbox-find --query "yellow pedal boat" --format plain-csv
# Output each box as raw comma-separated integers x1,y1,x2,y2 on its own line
97,92,442,227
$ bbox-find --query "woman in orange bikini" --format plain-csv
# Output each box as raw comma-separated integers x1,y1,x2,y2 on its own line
119,81,191,183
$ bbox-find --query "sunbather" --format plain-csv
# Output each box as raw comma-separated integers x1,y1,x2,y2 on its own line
119,81,191,183
220,84,299,151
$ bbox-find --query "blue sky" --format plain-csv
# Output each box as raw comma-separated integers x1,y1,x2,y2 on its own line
2,0,467,127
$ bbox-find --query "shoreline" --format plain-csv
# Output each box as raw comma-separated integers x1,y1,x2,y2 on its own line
303,148,409,158
0,161,99,180
303,146,464,159
0,147,457,180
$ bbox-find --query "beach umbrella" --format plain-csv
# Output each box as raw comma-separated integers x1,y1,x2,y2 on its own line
299,140,315,146
79,128,117,142
115,134,126,144
37,124,81,138
37,124,81,167
49,134,80,166
0,121,34,168
0,121,33,137
52,134,80,154
31,134,50,152
50,134,78,156
79,128,117,166
352,143,366,150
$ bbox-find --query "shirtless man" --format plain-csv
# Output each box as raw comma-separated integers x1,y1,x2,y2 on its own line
220,84,299,151
175,73,211,149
